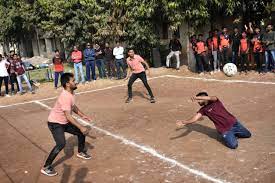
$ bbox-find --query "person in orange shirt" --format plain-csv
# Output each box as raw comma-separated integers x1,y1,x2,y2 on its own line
71,46,85,83
251,27,264,74
239,32,250,74
206,31,214,71
52,50,64,89
195,34,210,75
219,27,230,66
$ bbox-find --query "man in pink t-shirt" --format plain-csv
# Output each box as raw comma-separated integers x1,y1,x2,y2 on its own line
176,92,251,149
41,73,93,177
125,49,155,103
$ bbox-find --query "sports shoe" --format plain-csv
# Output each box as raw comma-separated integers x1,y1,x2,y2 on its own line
41,166,58,176
77,152,92,160
150,97,156,103
5,94,11,97
125,97,133,103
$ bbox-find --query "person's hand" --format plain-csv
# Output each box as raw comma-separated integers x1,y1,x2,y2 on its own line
124,76,129,81
191,96,197,102
82,115,93,122
244,24,248,30
80,126,91,135
176,120,188,128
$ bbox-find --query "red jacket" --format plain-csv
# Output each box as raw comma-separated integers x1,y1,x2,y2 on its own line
71,50,82,63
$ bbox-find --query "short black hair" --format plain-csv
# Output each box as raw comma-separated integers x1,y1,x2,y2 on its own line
55,49,59,53
196,92,208,97
198,34,203,37
61,73,74,88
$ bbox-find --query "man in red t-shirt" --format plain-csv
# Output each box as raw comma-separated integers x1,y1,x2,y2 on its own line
52,49,64,89
239,32,250,74
176,92,251,149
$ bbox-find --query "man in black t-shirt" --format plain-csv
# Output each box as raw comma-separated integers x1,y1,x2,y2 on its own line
166,35,182,70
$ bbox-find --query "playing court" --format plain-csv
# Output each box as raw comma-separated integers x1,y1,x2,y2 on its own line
0,75,274,183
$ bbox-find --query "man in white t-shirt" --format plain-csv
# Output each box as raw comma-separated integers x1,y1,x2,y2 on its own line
113,42,126,79
0,54,10,97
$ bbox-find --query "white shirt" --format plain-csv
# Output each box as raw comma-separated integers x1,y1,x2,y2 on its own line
113,46,124,59
0,59,9,77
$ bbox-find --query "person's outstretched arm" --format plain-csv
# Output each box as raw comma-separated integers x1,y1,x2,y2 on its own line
176,113,203,127
124,59,132,80
191,96,218,102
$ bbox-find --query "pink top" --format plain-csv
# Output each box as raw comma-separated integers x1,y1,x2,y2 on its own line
127,55,145,74
71,50,83,63
48,90,75,124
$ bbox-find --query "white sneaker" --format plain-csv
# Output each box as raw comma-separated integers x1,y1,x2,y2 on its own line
5,94,11,97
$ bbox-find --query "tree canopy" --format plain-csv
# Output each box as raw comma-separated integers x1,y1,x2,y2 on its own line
0,0,274,55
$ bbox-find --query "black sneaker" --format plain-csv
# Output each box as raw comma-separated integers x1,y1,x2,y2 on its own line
77,152,92,160
41,166,58,176
125,97,133,103
150,97,156,103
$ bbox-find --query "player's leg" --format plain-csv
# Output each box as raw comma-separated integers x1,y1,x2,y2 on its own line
126,73,138,103
222,130,238,149
41,122,66,176
138,72,155,103
166,51,174,68
233,121,251,138
64,123,91,160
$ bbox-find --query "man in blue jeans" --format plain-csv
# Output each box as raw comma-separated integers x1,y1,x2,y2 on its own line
262,24,275,73
176,92,251,149
84,43,96,81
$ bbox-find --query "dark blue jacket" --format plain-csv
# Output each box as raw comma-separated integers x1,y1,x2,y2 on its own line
84,48,96,61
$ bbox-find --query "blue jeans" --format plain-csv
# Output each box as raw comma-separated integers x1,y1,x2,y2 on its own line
231,51,238,64
264,50,275,72
115,59,126,79
222,121,251,149
17,74,32,93
85,60,96,81
74,62,85,83
96,59,106,78
54,72,63,88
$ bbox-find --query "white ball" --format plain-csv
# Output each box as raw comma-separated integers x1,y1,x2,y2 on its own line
223,63,238,77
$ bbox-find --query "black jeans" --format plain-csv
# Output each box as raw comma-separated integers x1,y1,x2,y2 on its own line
254,52,264,73
128,71,154,99
197,53,209,73
10,73,19,92
44,122,86,167
240,53,249,72
220,48,229,66
0,76,9,95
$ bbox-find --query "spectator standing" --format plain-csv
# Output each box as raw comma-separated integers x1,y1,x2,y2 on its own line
262,24,275,73
190,35,199,72
95,43,106,79
231,27,241,65
71,46,85,84
166,34,182,70
53,50,64,89
206,31,214,71
195,34,210,75
239,32,250,74
104,43,116,79
113,42,126,79
8,52,19,94
84,43,96,82
219,27,230,66
0,54,10,97
251,27,264,74
13,54,33,94
212,30,220,72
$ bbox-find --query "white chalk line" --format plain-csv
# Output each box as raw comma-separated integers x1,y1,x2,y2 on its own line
166,74,275,85
34,100,231,183
0,75,166,108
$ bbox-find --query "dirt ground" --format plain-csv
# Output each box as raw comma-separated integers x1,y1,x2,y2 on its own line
0,68,275,183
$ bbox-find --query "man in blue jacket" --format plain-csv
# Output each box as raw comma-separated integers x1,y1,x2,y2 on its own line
84,43,96,81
